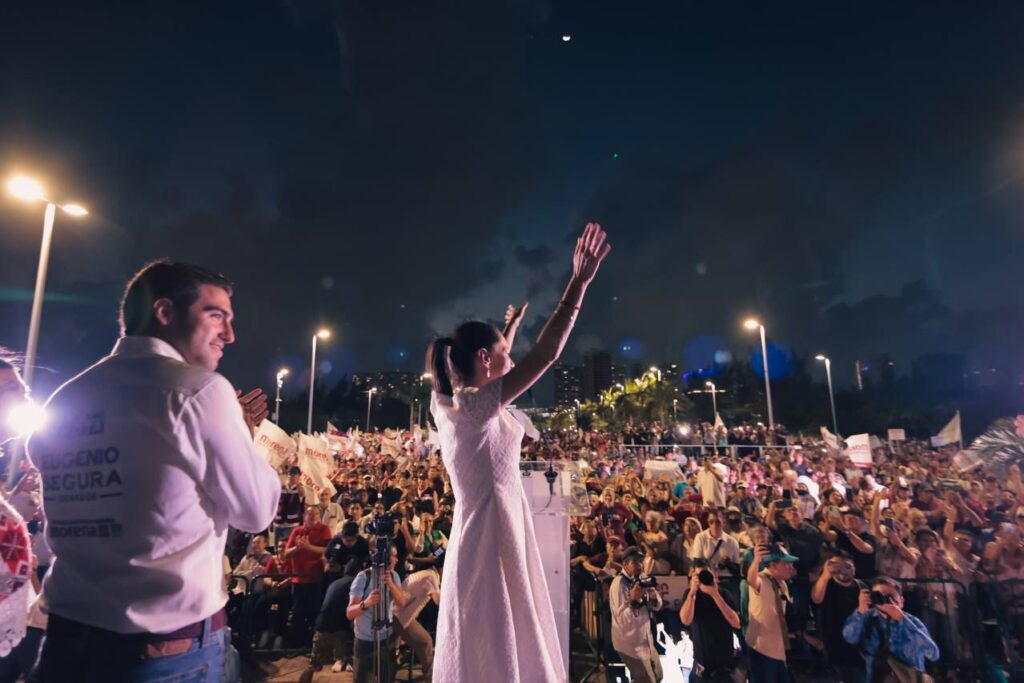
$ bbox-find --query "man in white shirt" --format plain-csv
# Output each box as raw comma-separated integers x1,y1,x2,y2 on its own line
695,459,726,508
689,509,741,579
27,260,281,683
609,546,664,683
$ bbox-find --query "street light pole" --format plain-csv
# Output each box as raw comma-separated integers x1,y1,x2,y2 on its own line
705,381,718,420
672,398,678,422
366,388,376,432
816,355,839,436
7,176,88,390
744,319,775,429
307,329,330,434
23,202,56,389
274,368,289,424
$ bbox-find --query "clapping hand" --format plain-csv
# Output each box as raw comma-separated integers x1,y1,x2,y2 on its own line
237,388,269,435
573,223,611,284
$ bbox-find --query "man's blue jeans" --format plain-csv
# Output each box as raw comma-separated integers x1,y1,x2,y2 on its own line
29,614,238,683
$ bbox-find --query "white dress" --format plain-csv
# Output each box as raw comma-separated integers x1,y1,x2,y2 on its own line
430,379,565,683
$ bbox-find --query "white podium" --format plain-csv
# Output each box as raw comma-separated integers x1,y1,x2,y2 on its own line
520,460,591,680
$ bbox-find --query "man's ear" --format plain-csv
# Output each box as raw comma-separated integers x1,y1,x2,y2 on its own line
153,298,176,327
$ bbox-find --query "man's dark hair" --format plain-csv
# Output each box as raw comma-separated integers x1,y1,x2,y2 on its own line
119,260,233,336
341,521,360,538
871,575,902,595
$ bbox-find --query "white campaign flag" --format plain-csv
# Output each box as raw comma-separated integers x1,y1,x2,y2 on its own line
644,459,682,482
820,426,840,452
932,412,962,448
326,421,341,436
713,412,725,430
379,432,403,457
253,419,296,469
845,433,873,467
296,433,336,504
869,435,884,451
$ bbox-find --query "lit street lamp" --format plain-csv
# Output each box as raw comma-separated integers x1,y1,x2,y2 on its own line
273,368,289,424
816,354,839,437
307,329,331,433
743,318,775,429
366,387,377,432
672,398,678,422
705,381,719,420
7,175,88,389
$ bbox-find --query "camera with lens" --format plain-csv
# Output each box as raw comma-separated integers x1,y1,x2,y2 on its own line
698,569,715,586
366,511,397,537
870,590,891,607
624,573,658,590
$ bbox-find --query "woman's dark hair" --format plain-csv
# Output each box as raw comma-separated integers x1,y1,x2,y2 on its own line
119,259,234,336
426,321,502,397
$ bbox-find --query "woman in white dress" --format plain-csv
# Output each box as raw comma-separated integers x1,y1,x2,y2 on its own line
427,223,610,683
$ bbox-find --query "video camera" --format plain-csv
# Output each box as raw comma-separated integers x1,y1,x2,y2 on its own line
623,573,658,590
368,512,398,567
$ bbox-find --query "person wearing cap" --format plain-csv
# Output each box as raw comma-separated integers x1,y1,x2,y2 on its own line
275,466,305,545
729,482,765,520
298,556,369,682
746,543,799,682
609,546,664,683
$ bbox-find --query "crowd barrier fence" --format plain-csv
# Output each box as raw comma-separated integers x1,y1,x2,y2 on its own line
227,568,1016,682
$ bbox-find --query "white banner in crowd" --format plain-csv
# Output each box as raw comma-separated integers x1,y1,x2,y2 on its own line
820,426,840,452
932,411,962,448
644,459,683,482
869,435,884,451
296,433,337,504
888,428,906,442
845,433,873,467
653,575,690,611
253,419,296,469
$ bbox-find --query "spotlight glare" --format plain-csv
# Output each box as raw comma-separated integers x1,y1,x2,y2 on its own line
7,400,47,437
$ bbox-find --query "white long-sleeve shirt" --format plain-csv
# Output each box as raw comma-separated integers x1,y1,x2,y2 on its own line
609,572,664,658
28,336,281,634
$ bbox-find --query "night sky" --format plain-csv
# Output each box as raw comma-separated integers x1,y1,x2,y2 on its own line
3,1,1024,403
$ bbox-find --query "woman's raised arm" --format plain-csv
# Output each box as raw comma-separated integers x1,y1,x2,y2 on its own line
501,223,610,406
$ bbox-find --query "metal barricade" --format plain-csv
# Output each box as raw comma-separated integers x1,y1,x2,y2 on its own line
229,572,323,657
893,577,981,680
973,578,1024,679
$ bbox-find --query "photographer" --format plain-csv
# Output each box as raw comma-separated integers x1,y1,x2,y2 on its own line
679,561,740,682
324,521,371,586
842,577,939,682
811,553,865,683
347,545,409,683
610,546,664,683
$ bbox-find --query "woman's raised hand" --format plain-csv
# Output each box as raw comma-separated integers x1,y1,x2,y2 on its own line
573,223,611,283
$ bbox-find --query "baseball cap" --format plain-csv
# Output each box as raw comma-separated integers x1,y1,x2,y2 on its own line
759,544,799,569
621,546,645,563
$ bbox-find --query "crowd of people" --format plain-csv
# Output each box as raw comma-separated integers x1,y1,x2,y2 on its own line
4,340,1024,683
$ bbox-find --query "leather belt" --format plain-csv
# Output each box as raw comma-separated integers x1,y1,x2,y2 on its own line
48,608,227,643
